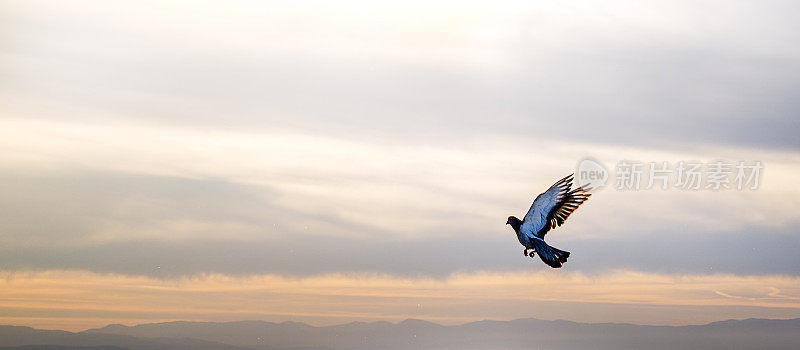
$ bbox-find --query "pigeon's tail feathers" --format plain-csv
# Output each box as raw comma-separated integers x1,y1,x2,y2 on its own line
530,238,570,268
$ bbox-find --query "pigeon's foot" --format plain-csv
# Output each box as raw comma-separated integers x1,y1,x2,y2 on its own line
528,249,537,258
523,248,530,256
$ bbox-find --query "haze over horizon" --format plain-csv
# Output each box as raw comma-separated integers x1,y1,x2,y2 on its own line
1,0,799,332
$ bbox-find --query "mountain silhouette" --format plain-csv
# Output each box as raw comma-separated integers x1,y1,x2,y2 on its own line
1,318,797,350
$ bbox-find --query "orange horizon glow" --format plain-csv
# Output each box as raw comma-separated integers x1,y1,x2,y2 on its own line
2,269,799,332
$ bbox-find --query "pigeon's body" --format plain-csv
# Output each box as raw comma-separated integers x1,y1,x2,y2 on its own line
506,174,591,268
507,217,526,246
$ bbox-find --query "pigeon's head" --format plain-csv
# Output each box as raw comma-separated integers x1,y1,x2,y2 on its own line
506,216,522,226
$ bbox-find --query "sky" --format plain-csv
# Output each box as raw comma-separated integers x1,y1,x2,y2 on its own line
1,0,799,331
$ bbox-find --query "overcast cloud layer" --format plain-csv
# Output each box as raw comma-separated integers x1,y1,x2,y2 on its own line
3,1,799,149
1,0,799,330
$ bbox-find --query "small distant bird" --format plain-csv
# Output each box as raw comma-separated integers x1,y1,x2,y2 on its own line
506,174,591,268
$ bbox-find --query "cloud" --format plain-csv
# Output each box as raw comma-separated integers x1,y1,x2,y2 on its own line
1,0,799,331
2,1,799,150
1,222,798,278
3,118,798,238
1,118,798,277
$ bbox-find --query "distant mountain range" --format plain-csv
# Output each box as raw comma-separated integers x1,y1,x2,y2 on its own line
1,317,798,350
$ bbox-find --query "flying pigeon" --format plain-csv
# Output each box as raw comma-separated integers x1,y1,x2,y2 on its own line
506,174,591,268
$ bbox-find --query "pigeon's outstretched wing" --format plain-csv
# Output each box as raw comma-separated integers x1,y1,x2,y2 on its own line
520,174,591,239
